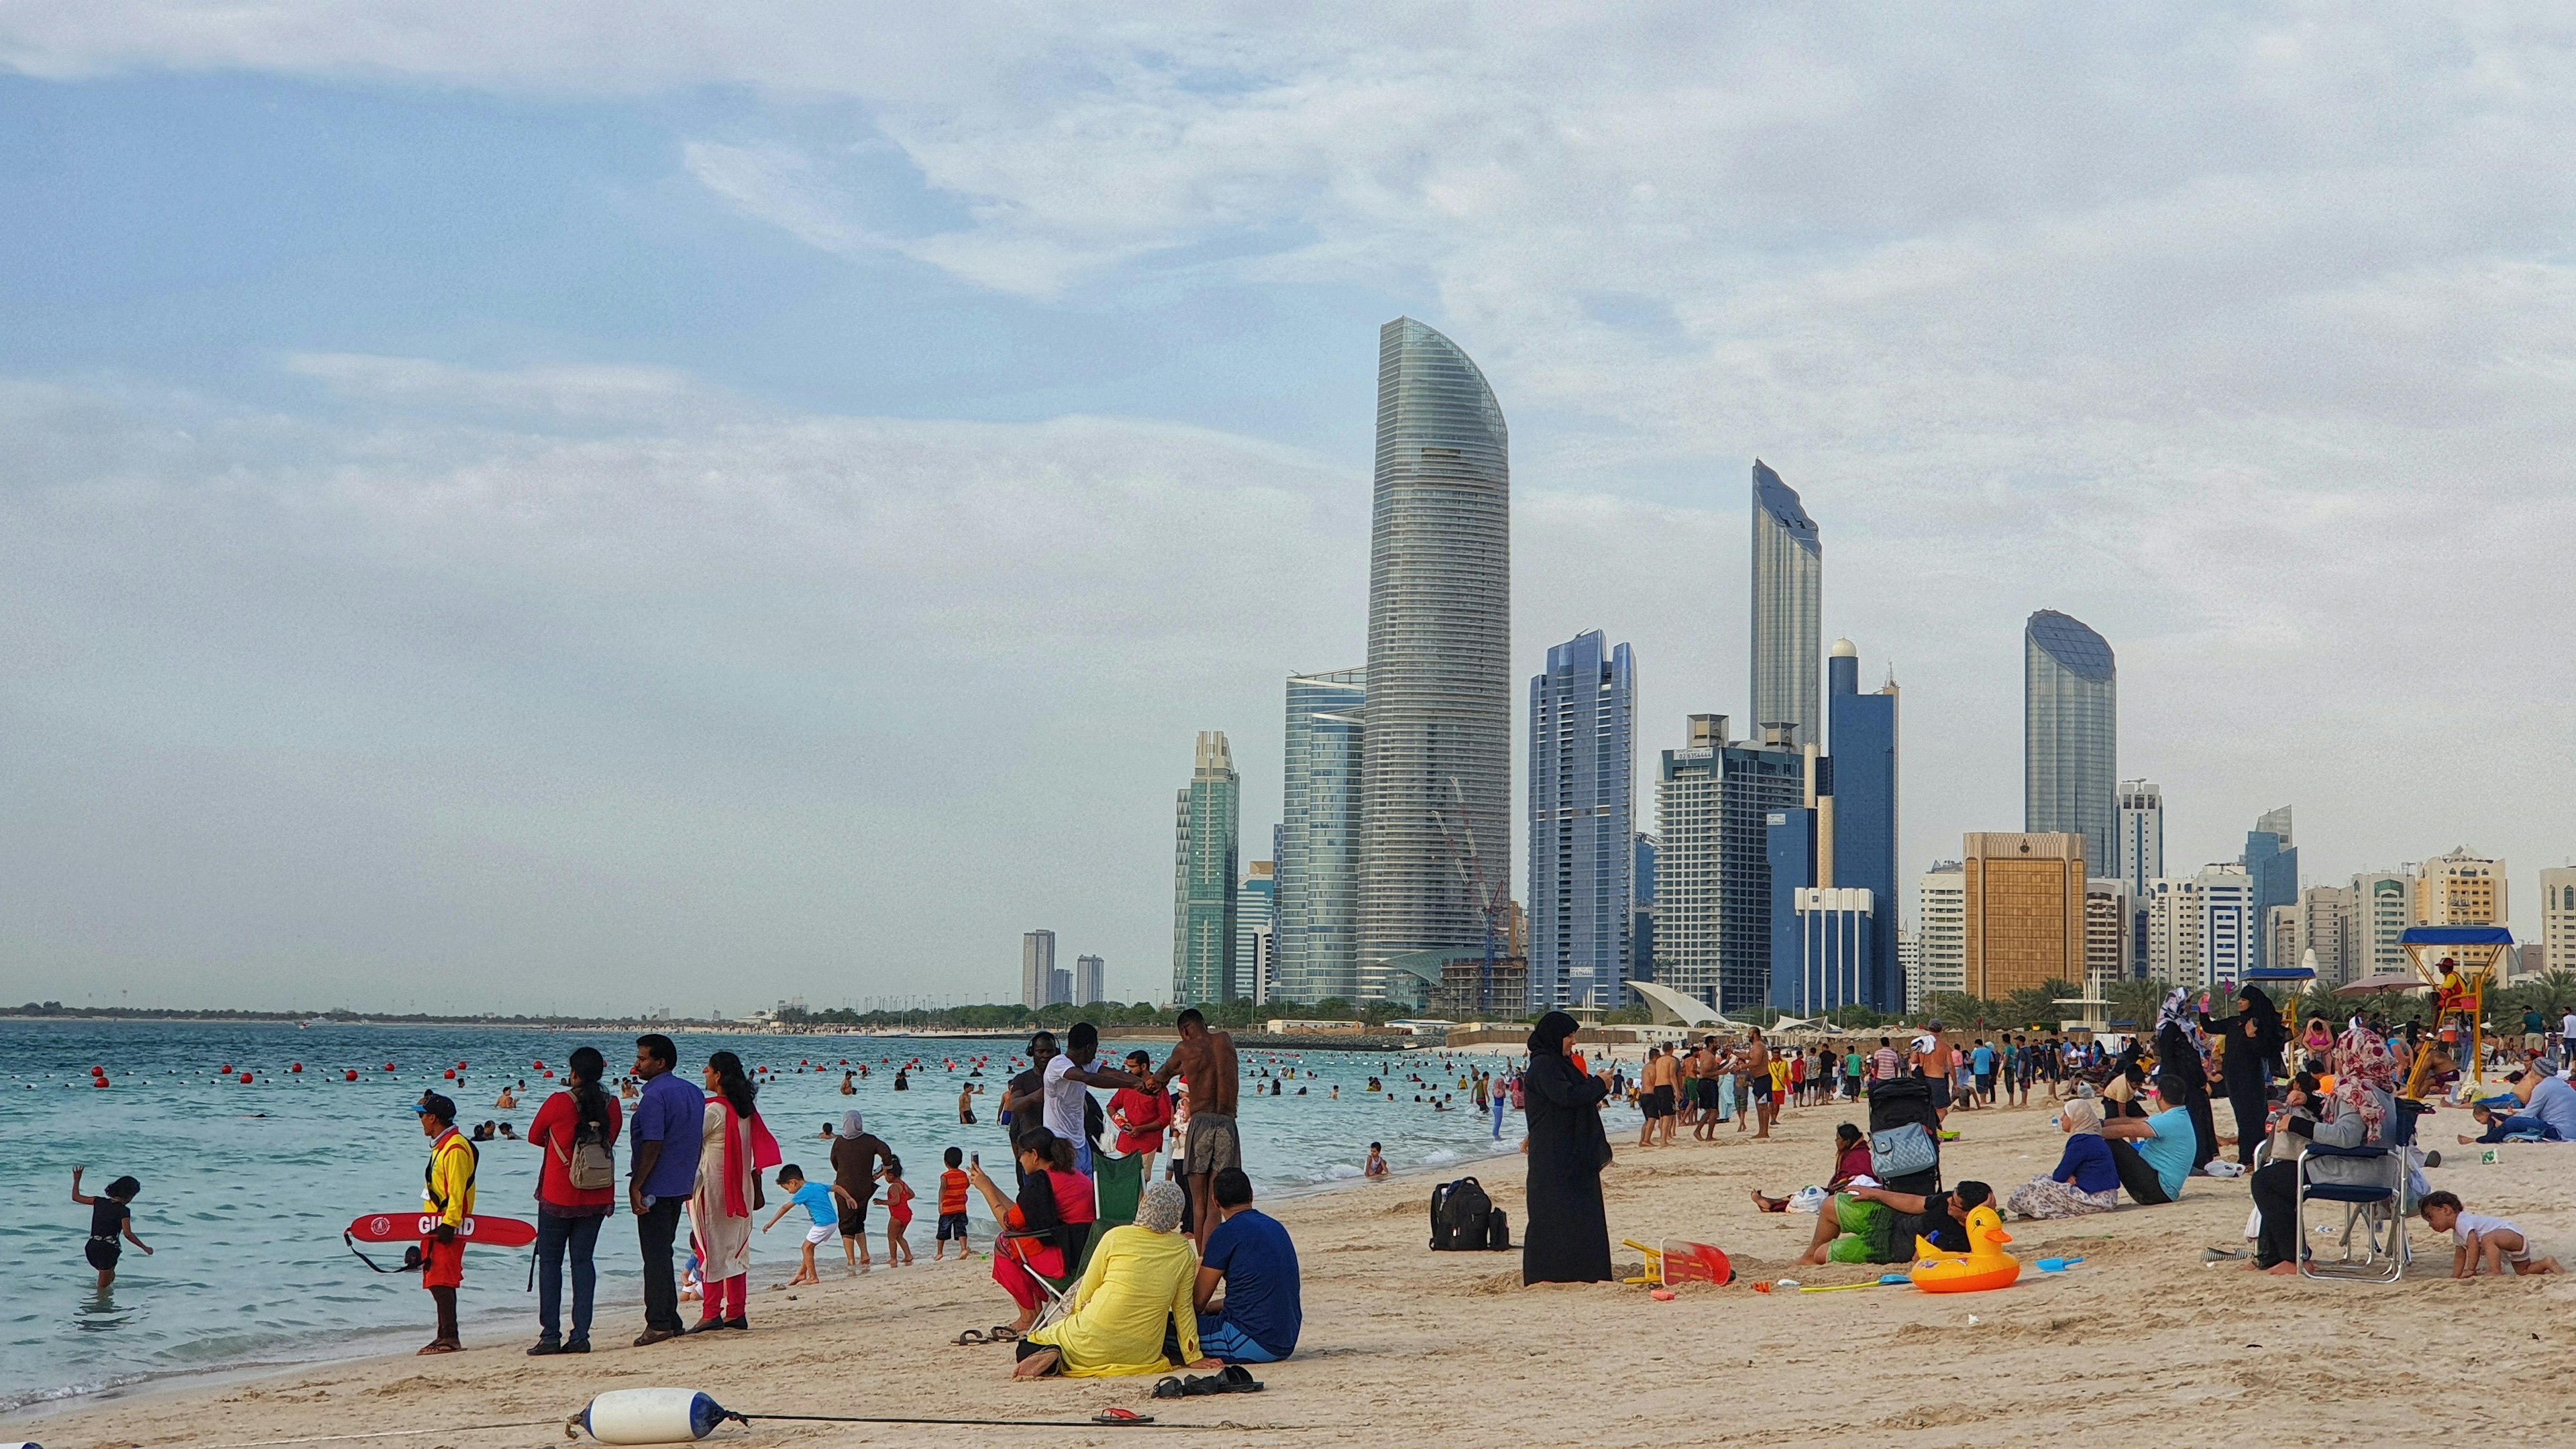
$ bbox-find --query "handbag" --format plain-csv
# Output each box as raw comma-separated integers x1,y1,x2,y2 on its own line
1869,1122,1937,1179
555,1121,615,1192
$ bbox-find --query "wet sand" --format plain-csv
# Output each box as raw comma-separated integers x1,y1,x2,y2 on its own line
16,1091,2575,1448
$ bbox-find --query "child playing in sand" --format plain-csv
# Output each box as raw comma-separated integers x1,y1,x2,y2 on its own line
934,1147,973,1260
876,1157,916,1266
681,1246,702,1303
760,1164,841,1286
71,1167,153,1291
2420,1191,2562,1278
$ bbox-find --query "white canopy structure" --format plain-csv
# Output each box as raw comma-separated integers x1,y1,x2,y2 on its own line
1629,979,1740,1029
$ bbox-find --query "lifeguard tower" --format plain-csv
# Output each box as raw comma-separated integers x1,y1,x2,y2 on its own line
2400,925,2515,1089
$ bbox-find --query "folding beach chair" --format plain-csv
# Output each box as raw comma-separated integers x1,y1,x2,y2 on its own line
1079,1150,1146,1277
2296,1099,2422,1283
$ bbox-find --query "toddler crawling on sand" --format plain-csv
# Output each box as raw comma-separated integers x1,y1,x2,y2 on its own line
2420,1191,2563,1279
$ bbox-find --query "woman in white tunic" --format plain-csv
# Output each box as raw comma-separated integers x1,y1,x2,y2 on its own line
690,1050,763,1330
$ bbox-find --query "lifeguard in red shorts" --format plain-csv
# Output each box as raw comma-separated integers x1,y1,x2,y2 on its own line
415,1091,476,1354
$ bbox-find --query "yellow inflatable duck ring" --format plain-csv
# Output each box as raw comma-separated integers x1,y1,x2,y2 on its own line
1909,1203,2021,1293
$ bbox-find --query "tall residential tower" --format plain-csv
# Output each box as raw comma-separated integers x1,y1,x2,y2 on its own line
1750,461,1822,749
1527,631,1635,1012
1171,731,1242,1004
1358,318,1511,996
1276,669,1366,1004
2024,610,2117,876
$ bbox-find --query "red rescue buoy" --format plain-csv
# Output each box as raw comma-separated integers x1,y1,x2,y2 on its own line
290,1063,303,1073
443,1069,456,1079
543,1069,555,1078
456,1061,468,1071
533,1061,544,1071
239,1072,254,1083
384,1063,396,1071
221,1063,233,1073
91,1065,105,1077
94,1077,110,1088
346,1069,360,1081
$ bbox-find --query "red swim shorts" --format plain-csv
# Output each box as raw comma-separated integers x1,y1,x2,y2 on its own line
421,1235,465,1289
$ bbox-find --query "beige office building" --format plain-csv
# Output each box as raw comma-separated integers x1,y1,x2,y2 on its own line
2350,871,2413,979
2084,879,2132,998
2416,847,2506,926
1916,864,1966,1008
2543,867,2576,977
1961,833,2086,1000
2296,884,2353,985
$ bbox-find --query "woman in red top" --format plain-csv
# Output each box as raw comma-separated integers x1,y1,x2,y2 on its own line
527,1046,622,1354
1748,1123,1874,1213
967,1130,1068,1334
1107,1052,1173,1181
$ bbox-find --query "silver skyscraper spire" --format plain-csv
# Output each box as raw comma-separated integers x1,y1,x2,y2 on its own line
1750,460,1821,749
1358,318,1510,997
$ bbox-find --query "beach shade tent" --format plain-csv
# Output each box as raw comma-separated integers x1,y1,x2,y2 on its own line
1629,979,1741,1030
2401,926,2516,1087
2337,973,2430,997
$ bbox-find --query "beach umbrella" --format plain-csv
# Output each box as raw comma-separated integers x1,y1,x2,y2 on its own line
2337,973,2430,997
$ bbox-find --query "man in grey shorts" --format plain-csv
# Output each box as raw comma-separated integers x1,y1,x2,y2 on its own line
1150,1008,1240,1252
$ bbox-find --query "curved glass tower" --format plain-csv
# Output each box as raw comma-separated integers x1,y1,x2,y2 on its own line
2024,610,2116,874
1358,318,1509,994
1750,460,1821,748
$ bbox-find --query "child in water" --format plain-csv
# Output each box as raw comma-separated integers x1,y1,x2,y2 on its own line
71,1167,152,1291
1363,1142,1389,1179
877,1157,916,1266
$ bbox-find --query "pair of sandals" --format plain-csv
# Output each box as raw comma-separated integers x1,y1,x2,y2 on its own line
953,1324,1022,1346
1152,1364,1263,1398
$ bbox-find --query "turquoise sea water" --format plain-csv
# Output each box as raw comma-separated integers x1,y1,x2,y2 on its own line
0,1021,1564,1412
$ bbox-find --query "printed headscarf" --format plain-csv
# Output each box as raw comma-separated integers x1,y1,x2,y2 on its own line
1134,1180,1186,1234
2330,1024,2400,1140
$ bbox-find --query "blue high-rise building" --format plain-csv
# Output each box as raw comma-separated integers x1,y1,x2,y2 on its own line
1790,889,1878,1016
1526,631,1634,1012
2245,805,2297,972
1766,806,1817,1007
1631,833,1658,985
1751,461,1823,750
1720,731,1807,1014
1277,669,1365,1004
2025,610,2117,875
1827,638,1901,1012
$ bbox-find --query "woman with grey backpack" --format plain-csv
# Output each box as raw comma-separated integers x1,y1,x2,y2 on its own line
527,1045,622,1354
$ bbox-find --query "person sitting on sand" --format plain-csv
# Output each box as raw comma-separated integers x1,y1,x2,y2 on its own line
1794,1181,1991,1266
1194,1169,1300,1364
1014,1181,1210,1379
2003,1097,2121,1219
2098,1083,2195,1205
1750,1124,1873,1212
2422,1190,2563,1278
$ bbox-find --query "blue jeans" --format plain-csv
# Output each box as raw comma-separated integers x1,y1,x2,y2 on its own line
1195,1312,1285,1363
2481,1114,2563,1143
537,1211,604,1345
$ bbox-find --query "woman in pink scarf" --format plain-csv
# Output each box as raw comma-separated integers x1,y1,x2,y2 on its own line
690,1050,775,1330
2247,1023,2402,1275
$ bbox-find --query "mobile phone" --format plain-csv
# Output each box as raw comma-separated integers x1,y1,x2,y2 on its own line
970,1152,980,1167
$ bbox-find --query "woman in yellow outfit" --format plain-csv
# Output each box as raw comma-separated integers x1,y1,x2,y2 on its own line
1016,1180,1208,1379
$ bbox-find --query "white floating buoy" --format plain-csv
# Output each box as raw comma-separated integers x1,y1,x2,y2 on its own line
579,1387,734,1444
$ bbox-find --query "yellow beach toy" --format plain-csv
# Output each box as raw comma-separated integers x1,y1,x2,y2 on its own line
1909,1204,2021,1293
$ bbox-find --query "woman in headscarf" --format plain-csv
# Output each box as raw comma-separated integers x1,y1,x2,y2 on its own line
2245,1023,2402,1275
828,1108,890,1273
2152,989,2219,1173
2003,1097,2122,1218
1014,1179,1203,1379
1519,1011,1613,1286
2201,983,2288,1166
690,1050,766,1330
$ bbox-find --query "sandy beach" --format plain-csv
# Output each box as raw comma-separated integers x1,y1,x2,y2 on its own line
17,1093,2574,1449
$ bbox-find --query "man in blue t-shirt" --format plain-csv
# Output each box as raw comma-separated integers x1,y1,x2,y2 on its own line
1970,1040,1997,1105
2102,1095,2195,1205
628,1034,706,1344
1193,1168,1300,1363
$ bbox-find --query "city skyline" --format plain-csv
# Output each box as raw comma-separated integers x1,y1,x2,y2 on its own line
6,13,2573,1012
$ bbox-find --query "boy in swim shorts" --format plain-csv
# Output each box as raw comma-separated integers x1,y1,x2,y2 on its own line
761,1164,841,1285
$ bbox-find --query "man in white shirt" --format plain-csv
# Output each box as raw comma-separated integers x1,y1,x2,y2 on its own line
2559,1009,2575,1073
1041,1022,1146,1177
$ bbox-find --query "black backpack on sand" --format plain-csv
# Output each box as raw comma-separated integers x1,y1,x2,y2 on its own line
1429,1177,1509,1251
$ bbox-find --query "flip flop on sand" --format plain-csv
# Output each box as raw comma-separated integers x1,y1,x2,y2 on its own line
1095,1408,1154,1424
989,1325,1021,1342
953,1329,988,1346
1152,1377,1186,1400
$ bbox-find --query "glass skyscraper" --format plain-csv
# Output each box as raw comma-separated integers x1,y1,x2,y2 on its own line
1526,631,1634,1012
2244,806,2297,973
1277,668,1364,1004
1171,731,1240,1005
1827,639,1901,1012
1358,318,1510,996
2023,610,2116,876
1750,460,1822,749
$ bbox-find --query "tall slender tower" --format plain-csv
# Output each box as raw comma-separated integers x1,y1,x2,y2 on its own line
1277,668,1365,1004
1358,317,1510,997
1750,460,1822,749
1171,731,1240,1005
1526,631,1634,1012
2023,610,2116,876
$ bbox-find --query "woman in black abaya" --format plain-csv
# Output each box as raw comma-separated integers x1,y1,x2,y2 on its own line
2201,983,2287,1166
2153,989,2219,1173
1520,1011,1613,1285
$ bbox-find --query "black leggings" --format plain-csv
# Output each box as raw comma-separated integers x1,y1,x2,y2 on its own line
2249,1160,2300,1268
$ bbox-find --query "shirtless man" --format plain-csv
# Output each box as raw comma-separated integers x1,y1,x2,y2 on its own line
1643,1046,1682,1147
1743,1027,1774,1139
1149,1008,1240,1252
1690,1039,1723,1142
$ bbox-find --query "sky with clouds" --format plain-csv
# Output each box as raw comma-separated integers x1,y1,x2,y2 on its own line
3,5,2571,1012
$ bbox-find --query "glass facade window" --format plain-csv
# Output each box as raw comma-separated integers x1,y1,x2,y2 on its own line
1171,731,1240,1005
1827,641,1900,1012
1359,319,1511,995
2024,610,2116,875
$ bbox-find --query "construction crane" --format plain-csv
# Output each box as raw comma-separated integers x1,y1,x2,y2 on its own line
1436,777,1512,1016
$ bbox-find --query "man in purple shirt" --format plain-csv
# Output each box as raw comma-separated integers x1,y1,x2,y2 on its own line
627,1033,704,1345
